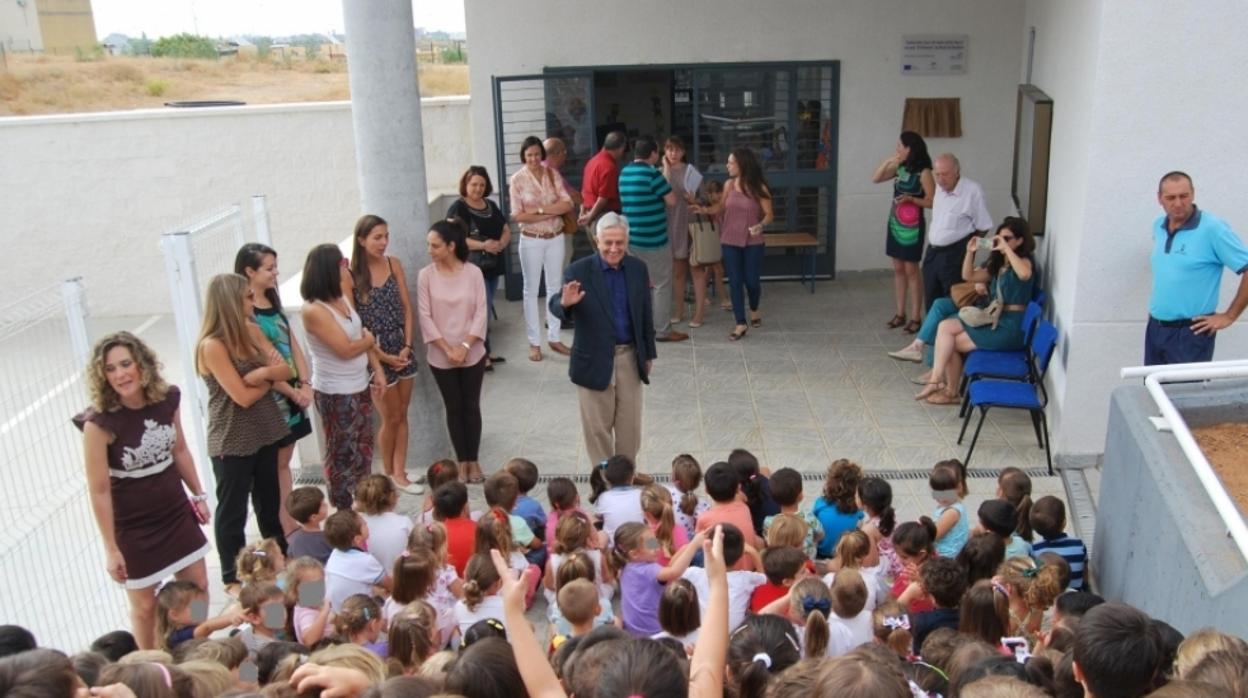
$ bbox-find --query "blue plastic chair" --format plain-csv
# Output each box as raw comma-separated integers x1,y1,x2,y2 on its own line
957,301,1044,416
956,320,1059,474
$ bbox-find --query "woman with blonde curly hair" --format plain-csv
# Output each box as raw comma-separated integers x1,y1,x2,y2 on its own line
196,273,292,590
73,331,213,649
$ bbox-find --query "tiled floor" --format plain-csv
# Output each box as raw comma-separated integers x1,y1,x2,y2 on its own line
13,273,1084,645
473,272,1055,478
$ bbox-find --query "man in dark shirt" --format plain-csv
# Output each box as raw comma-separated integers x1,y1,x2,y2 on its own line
550,213,657,466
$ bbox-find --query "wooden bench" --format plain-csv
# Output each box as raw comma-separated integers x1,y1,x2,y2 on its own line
764,232,820,293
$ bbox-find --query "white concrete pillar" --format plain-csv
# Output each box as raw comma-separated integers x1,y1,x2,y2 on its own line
342,0,450,465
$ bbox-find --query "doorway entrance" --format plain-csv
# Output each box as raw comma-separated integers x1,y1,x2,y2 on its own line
491,61,839,300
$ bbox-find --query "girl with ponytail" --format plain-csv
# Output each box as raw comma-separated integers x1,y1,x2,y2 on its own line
609,522,705,637
997,466,1035,542
857,477,900,578
726,614,801,698
789,577,854,658
666,454,709,541
453,553,504,638
641,483,687,565
890,517,937,614
871,600,913,658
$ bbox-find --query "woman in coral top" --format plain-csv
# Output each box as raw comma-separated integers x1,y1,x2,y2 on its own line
417,218,489,483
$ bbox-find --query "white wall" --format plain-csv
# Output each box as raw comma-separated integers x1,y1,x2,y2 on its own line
0,97,471,316
0,0,42,52
1025,0,1248,457
465,0,1025,273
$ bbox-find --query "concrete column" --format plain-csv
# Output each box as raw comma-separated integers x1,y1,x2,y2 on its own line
342,0,450,465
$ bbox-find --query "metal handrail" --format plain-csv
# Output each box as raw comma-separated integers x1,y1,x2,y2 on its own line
1121,362,1248,561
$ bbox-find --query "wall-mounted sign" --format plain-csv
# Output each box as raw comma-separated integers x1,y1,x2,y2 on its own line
902,35,968,75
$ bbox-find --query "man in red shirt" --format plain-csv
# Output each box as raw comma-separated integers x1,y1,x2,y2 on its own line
578,130,627,244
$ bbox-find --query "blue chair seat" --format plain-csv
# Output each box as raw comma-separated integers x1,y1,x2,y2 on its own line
963,349,1029,380
969,379,1043,410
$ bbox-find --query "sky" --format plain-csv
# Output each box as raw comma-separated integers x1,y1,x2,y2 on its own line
92,0,466,39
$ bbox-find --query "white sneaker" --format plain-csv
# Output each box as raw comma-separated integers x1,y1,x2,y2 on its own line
887,344,924,363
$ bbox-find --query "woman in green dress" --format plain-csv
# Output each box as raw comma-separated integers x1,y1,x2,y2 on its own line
871,131,934,333
916,217,1035,405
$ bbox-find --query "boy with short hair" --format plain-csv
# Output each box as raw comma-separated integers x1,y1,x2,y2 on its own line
236,584,286,655
1073,602,1162,698
695,462,762,548
432,481,476,577
324,510,392,611
762,467,825,560
681,523,765,631
505,458,548,569
556,578,600,639
285,487,331,564
484,471,544,555
910,557,966,652
750,545,807,612
829,568,873,648
1030,496,1088,590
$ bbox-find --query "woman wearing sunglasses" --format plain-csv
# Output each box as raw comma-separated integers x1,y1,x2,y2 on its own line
914,217,1036,405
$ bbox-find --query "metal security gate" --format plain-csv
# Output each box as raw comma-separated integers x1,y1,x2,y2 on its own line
491,72,594,300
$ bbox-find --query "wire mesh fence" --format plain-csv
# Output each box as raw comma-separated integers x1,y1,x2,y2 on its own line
161,196,273,498
0,279,130,649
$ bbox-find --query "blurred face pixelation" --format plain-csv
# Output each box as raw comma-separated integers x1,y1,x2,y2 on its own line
597,227,627,267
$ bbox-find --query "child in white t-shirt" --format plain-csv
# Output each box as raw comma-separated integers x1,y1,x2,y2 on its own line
453,553,507,638
356,474,413,573
324,510,392,611
590,455,645,539
822,530,882,611
828,568,874,649
680,523,765,631
665,454,710,541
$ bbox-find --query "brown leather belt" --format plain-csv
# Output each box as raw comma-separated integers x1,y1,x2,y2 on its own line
1002,304,1026,312
521,230,559,239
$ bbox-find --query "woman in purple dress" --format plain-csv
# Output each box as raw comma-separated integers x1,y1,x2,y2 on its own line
74,332,213,649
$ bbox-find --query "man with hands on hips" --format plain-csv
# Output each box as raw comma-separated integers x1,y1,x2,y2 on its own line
550,213,657,468
1146,171,1248,365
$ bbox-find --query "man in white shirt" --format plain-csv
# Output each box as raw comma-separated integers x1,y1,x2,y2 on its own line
923,153,993,309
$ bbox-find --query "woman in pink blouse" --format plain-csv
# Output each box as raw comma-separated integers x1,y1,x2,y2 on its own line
508,135,574,362
417,218,489,483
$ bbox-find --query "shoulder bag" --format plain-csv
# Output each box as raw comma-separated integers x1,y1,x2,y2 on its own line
949,281,984,309
958,278,1004,330
688,213,722,266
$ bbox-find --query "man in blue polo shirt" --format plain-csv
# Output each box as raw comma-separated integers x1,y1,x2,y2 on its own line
1146,171,1248,365
619,135,688,342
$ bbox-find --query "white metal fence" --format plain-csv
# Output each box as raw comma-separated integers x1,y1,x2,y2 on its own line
0,279,132,648
161,196,274,498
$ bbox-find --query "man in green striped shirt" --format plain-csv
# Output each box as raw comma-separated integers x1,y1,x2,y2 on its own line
620,135,688,342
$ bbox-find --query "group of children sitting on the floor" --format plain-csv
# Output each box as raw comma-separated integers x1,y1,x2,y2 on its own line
3,451,1245,698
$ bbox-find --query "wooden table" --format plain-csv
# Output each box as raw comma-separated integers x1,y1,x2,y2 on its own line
764,232,820,293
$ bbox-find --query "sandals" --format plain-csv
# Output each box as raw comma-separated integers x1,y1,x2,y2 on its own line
688,318,704,328
528,346,542,362
914,381,946,401
924,392,961,406
886,314,907,328
904,319,921,334
750,313,762,328
720,301,732,311
729,325,749,342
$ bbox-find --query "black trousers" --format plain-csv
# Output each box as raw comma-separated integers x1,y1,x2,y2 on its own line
213,440,285,585
922,236,973,311
430,358,487,461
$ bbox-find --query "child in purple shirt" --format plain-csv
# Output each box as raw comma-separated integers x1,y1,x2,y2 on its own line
609,522,705,636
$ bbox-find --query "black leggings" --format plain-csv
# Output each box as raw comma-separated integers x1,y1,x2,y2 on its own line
430,358,487,461
212,440,285,585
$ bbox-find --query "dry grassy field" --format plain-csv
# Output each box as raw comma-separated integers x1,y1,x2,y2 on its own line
0,54,469,116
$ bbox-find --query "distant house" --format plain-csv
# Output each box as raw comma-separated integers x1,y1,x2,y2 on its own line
101,32,129,56
219,36,257,57
317,33,345,60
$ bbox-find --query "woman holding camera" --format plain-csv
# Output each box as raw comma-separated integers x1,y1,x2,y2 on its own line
914,217,1035,405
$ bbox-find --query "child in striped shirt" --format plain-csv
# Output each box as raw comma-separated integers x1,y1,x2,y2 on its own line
1029,495,1088,590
